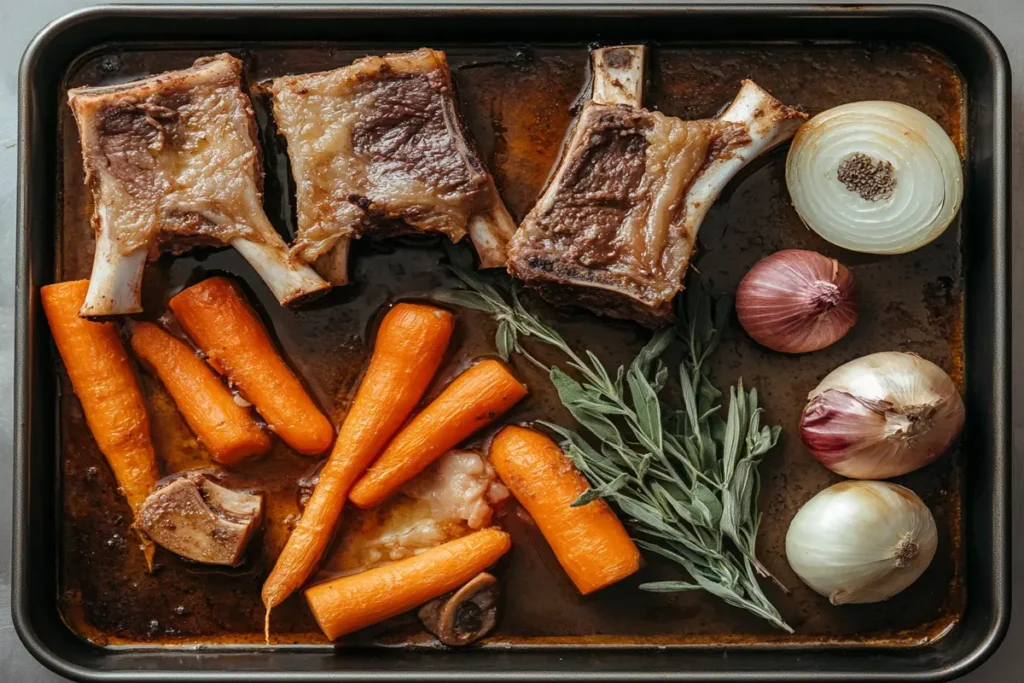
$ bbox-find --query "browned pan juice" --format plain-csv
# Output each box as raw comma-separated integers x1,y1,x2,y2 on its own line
57,42,964,648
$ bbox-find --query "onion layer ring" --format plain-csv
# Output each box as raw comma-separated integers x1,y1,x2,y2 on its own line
786,101,962,255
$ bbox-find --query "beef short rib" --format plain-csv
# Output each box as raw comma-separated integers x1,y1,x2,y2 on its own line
507,46,807,327
266,48,516,285
68,54,329,318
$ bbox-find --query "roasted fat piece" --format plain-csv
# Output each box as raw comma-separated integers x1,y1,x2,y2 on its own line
507,46,808,327
266,48,516,285
68,54,329,318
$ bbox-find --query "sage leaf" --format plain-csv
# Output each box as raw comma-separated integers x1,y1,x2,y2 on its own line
572,473,630,507
692,481,724,528
432,289,499,313
639,581,703,593
496,320,515,361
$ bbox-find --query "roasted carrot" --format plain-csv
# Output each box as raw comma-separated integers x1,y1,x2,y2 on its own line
489,426,640,594
41,280,161,569
261,303,454,633
350,359,527,508
168,277,333,456
129,322,271,465
305,527,511,640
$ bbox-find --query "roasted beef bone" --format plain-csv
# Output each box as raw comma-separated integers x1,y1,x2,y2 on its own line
507,45,807,327
136,473,264,567
418,572,500,646
266,48,516,285
68,54,329,318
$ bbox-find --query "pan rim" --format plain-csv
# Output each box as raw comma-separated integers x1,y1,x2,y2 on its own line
14,3,1010,682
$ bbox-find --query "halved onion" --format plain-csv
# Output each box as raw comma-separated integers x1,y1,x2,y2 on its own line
786,101,963,254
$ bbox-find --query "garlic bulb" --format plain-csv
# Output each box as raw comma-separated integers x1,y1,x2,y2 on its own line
786,101,962,254
735,249,857,353
786,481,937,605
800,351,964,479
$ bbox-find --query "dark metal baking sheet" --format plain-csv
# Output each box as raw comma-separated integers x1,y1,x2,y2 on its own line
14,4,1010,681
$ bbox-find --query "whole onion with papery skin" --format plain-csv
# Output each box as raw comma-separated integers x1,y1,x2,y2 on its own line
800,352,964,479
735,250,857,353
786,480,937,605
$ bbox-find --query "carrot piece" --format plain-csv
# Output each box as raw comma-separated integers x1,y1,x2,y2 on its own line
489,426,640,594
168,277,333,456
41,280,161,568
305,527,511,640
261,303,454,631
129,322,271,465
350,359,527,508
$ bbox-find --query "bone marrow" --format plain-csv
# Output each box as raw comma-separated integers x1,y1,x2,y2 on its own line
136,473,264,567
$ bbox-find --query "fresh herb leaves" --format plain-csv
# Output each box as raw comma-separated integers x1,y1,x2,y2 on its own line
435,245,791,631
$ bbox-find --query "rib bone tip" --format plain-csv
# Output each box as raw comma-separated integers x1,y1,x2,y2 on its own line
591,45,647,108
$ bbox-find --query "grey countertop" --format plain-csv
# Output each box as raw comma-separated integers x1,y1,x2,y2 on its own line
1,1,1019,680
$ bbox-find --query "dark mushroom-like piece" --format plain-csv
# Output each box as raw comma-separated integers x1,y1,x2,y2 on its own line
417,572,499,646
136,473,264,567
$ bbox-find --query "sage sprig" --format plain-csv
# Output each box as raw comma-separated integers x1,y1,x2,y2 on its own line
434,245,791,632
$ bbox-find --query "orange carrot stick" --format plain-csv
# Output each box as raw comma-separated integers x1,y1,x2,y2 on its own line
489,426,640,594
305,527,511,640
41,280,160,568
262,303,454,632
350,359,527,508
168,277,333,456
129,321,271,465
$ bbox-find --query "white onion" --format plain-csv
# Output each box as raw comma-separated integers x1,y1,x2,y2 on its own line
735,249,857,353
800,352,964,479
786,101,963,254
786,481,937,605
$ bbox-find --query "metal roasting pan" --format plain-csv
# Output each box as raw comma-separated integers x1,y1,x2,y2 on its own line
14,3,1010,681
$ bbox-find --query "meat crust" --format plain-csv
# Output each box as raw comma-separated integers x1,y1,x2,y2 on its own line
508,103,722,327
68,54,329,315
267,48,515,283
506,46,805,327
70,55,273,254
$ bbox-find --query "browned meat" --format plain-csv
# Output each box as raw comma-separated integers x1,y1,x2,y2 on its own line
507,46,807,327
136,473,264,567
68,54,329,318
511,103,720,326
266,48,516,285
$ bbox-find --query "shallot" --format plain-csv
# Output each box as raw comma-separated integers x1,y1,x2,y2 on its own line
800,352,964,479
735,249,857,353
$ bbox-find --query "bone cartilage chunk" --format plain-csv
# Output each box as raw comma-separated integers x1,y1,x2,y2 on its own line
266,48,515,285
507,45,807,327
68,54,330,318
136,473,264,567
